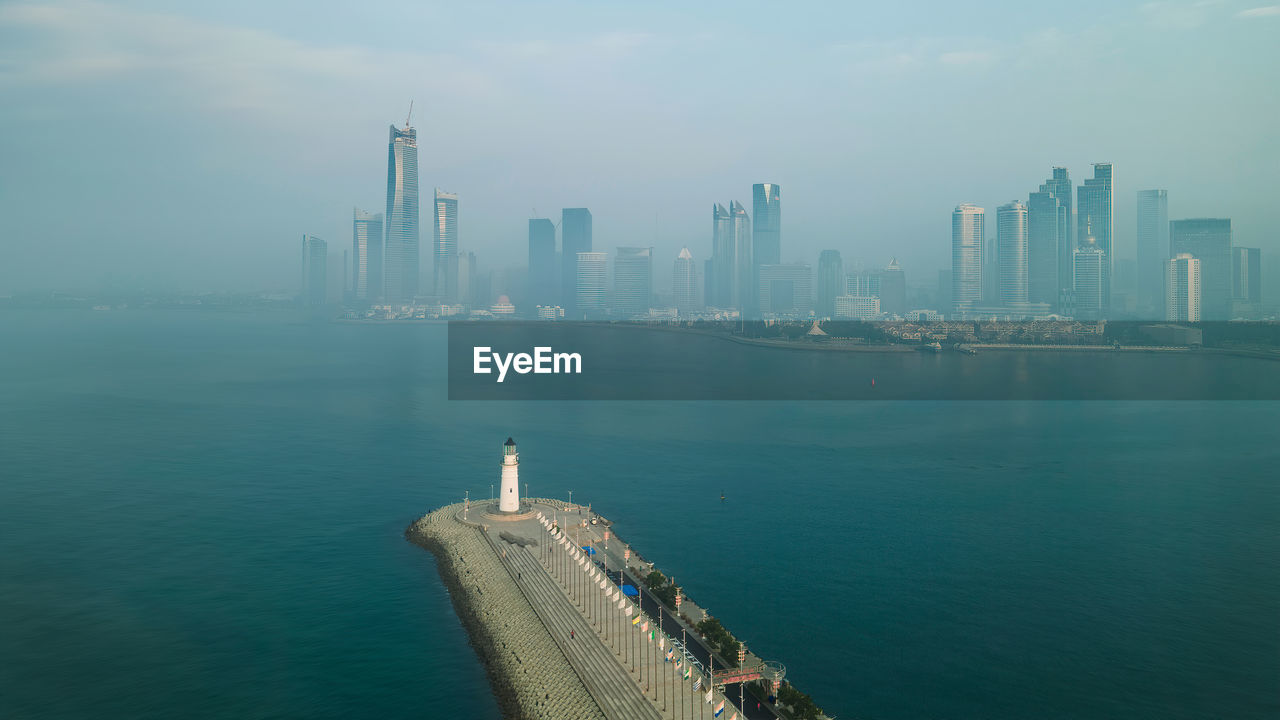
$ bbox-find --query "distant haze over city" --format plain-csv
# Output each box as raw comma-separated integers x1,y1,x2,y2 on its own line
1,0,1277,294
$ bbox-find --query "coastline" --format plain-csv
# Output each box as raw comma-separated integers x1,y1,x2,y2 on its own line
407,502,606,720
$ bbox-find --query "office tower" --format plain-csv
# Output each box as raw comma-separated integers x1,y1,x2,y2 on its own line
575,251,607,318
998,201,1029,306
432,189,458,301
527,218,557,312
730,200,752,310
1167,253,1201,322
881,258,907,316
383,123,420,303
352,207,383,301
1042,167,1073,302
711,203,733,307
752,183,781,317
1073,240,1105,320
1170,219,1232,320
758,264,812,316
457,251,476,307
302,235,327,307
951,204,984,315
816,250,843,319
847,269,882,298
673,248,697,315
1077,163,1113,312
1028,186,1062,306
1137,189,1169,318
561,209,592,316
835,295,880,320
613,246,653,318
1232,247,1262,303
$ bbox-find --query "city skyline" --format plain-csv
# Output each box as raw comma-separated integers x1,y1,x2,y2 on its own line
2,1,1277,294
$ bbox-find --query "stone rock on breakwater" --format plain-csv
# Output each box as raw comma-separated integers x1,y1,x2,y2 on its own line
407,503,605,720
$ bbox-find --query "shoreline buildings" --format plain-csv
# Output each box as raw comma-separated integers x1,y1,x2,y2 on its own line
952,203,985,317
1137,189,1169,318
1077,163,1113,313
352,207,382,302
433,189,459,301
384,123,420,303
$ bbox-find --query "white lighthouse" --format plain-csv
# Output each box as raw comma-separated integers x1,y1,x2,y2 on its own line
499,437,520,513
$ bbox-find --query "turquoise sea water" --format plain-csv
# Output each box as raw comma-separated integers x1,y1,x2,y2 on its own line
1,310,1277,719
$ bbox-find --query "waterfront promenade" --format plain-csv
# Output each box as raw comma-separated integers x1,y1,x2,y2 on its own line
410,498,784,720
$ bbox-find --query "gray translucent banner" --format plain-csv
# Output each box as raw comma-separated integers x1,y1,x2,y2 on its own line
448,321,1280,400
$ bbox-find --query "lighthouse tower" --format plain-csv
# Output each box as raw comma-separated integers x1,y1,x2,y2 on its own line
499,437,520,513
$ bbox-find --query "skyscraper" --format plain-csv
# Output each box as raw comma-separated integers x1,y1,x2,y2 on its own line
1232,247,1262,308
998,201,1029,306
880,258,907,316
456,251,477,307
352,207,383,301
730,200,752,311
752,183,781,316
1170,219,1232,320
575,251,607,318
302,235,327,307
1042,168,1073,302
561,209,592,317
673,248,697,315
527,218,557,312
1137,189,1169,319
1167,253,1201,322
433,189,459,301
711,203,733,308
1028,185,1063,306
613,247,653,318
816,250,843,319
383,123,420,303
758,264,812,317
1073,239,1105,320
1077,163,1113,312
951,204,985,316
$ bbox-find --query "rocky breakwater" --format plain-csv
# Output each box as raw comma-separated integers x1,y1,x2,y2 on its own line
407,503,605,720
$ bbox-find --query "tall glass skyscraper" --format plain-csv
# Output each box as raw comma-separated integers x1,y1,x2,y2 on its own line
752,183,781,317
880,258,907,316
1077,163,1113,313
383,124,420,303
527,218,557,312
1028,185,1063,307
816,250,843,319
711,203,733,308
352,207,382,301
730,200,752,311
1137,189,1169,319
561,208,592,317
1166,253,1201,322
574,251,607,318
1170,218,1232,320
613,247,653,318
302,235,327,307
998,201,1029,306
1073,240,1106,320
673,248,697,315
1044,167,1073,303
951,204,985,316
433,189,458,301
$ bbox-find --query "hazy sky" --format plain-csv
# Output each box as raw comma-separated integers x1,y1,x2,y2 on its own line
1,0,1277,294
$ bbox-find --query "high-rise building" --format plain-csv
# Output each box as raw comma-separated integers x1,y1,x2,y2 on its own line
352,207,383,301
758,264,812,317
952,204,985,316
432,189,458,301
383,124,420,303
1167,253,1201,322
1170,219,1232,320
752,183,781,317
816,250,843,319
730,200,752,311
673,247,697,315
456,251,477,307
527,218,557,312
613,246,653,318
1028,185,1063,306
1232,247,1262,304
1077,163,1113,312
1044,167,1073,301
847,269,881,298
561,209,592,316
998,201,1029,306
1073,239,1105,320
575,251,607,318
302,235,327,307
835,295,880,320
880,258,907,316
1137,189,1169,319
711,203,733,308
